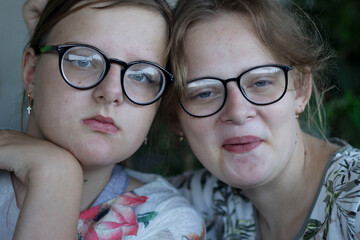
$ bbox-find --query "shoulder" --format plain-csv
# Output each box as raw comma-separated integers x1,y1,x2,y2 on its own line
125,169,205,239
327,140,360,177
0,170,12,186
126,169,199,211
0,170,16,203
169,168,250,209
168,168,219,203
303,141,360,239
169,169,255,239
324,141,360,209
0,170,19,239
126,169,180,195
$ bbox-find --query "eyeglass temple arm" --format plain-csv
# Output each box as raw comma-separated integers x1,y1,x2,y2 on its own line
39,45,57,53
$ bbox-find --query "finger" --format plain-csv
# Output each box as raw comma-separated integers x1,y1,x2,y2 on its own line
22,0,49,36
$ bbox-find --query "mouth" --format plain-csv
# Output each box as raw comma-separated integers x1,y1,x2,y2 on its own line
83,115,119,134
222,136,263,153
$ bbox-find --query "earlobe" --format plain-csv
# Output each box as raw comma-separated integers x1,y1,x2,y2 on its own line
173,123,184,137
22,48,38,97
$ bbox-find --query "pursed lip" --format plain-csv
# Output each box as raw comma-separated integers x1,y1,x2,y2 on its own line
222,136,263,153
82,115,119,134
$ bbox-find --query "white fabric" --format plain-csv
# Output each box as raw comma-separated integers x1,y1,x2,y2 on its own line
0,168,204,240
0,171,19,240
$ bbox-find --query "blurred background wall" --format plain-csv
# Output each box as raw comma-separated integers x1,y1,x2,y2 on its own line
0,0,28,131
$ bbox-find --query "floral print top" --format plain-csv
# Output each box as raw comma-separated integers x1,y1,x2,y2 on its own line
0,168,205,240
78,169,205,240
171,140,360,240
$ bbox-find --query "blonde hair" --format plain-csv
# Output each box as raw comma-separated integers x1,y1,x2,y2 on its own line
161,0,334,137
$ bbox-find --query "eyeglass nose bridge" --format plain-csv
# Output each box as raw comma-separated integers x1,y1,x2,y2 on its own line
103,58,128,80
222,76,249,104
94,58,130,91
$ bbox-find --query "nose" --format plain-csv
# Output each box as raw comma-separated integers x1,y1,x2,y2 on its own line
220,82,256,124
93,64,124,105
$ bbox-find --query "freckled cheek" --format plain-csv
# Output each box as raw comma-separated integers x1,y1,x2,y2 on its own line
186,120,217,150
186,118,209,134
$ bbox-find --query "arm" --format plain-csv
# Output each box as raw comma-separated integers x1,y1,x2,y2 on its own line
125,172,206,240
0,130,82,240
23,0,48,36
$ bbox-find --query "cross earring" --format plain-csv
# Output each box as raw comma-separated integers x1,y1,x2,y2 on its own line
27,94,33,115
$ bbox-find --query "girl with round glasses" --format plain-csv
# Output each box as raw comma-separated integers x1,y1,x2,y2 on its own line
162,0,360,239
0,0,204,239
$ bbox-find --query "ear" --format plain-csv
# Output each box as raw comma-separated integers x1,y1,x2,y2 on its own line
22,48,38,98
294,71,312,115
167,111,184,137
173,122,184,137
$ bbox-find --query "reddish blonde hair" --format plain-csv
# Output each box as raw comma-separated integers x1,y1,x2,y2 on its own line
161,0,333,137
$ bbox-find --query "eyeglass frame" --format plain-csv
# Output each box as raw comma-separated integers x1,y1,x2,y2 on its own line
181,64,293,118
39,44,174,106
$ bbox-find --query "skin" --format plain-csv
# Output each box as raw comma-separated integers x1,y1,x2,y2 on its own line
0,130,83,240
23,0,47,36
22,5,167,208
176,13,340,239
1,3,168,239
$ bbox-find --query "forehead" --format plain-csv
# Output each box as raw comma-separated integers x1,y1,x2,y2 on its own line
46,5,167,63
184,13,276,79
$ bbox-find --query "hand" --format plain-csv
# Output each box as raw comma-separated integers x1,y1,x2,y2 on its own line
0,130,83,240
23,0,48,36
0,130,80,185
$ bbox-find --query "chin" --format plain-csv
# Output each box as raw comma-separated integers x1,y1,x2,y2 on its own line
69,142,119,167
218,159,270,189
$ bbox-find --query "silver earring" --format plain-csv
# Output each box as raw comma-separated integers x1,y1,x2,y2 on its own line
144,137,148,145
27,94,33,115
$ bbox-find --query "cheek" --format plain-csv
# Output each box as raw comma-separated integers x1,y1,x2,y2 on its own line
178,115,217,156
179,114,211,139
32,75,85,139
262,97,298,148
122,104,158,137
263,91,296,124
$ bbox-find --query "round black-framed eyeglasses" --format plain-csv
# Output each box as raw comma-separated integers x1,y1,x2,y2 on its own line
180,64,293,117
40,44,174,106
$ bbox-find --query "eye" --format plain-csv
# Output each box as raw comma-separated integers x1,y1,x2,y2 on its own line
130,71,152,83
66,54,95,69
195,90,214,99
76,59,92,68
187,87,222,101
253,79,271,87
126,64,164,85
244,76,275,90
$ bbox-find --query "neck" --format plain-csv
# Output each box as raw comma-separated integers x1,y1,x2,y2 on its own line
243,132,332,239
80,164,115,210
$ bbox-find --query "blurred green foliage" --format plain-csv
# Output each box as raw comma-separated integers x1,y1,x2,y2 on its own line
294,0,360,147
128,0,360,175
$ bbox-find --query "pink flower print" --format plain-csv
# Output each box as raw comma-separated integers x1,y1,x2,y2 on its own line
183,224,206,240
78,192,148,240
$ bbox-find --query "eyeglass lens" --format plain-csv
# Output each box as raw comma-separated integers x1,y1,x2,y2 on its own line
61,46,165,104
181,66,288,117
